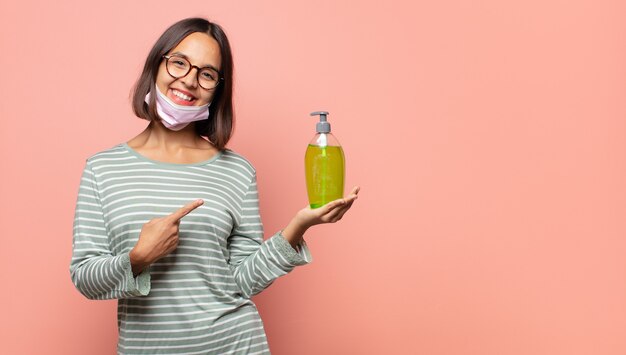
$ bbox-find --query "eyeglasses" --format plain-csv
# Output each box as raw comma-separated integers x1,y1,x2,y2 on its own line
162,55,223,90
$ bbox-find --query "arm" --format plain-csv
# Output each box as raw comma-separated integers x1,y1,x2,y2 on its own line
227,174,312,298
69,160,150,300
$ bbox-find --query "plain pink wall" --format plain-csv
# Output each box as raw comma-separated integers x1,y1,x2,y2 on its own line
1,0,625,354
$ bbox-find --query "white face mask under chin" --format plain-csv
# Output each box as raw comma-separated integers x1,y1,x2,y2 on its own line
145,88,210,131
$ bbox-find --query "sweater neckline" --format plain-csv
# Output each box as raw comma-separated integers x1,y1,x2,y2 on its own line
120,142,223,167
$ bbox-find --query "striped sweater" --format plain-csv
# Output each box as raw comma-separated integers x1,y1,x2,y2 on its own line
70,142,312,354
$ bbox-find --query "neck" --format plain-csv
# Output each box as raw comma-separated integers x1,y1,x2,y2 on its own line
137,119,207,149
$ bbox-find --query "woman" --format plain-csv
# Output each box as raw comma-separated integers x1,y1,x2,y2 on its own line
70,17,359,354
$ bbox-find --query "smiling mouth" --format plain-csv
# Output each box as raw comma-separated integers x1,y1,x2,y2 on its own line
169,89,196,105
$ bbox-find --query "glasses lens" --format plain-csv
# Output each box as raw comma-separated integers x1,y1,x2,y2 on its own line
198,68,220,89
166,56,190,78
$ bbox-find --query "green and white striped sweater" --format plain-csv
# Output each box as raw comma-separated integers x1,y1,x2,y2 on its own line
70,142,312,354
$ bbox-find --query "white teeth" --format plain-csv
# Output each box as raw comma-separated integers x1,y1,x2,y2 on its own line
172,90,193,101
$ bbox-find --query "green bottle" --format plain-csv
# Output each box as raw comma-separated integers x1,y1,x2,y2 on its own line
305,111,345,209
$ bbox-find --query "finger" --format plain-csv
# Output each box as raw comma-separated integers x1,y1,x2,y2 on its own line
319,198,345,214
344,193,358,204
325,205,345,221
317,189,359,215
169,199,204,222
326,195,357,220
334,201,355,221
325,193,357,212
322,198,349,218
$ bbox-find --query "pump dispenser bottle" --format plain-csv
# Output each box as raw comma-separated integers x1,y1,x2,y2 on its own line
305,111,345,209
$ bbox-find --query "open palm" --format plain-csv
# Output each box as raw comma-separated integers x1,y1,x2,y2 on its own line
296,186,360,227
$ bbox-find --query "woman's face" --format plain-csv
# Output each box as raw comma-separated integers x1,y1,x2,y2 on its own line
156,32,222,106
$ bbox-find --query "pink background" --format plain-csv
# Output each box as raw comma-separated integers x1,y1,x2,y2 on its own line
1,0,625,354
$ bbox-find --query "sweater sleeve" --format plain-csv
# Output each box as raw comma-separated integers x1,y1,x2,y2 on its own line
69,160,150,300
227,173,312,298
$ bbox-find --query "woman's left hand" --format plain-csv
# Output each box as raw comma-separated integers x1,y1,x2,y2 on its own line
281,186,360,248
296,186,361,228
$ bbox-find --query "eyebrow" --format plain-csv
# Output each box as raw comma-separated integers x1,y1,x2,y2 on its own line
170,52,220,72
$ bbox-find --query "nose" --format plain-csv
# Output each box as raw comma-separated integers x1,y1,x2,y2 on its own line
180,67,199,88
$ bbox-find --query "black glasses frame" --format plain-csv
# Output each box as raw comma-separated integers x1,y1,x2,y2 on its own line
162,55,223,90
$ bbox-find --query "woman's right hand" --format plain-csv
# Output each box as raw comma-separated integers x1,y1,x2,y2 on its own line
129,199,204,276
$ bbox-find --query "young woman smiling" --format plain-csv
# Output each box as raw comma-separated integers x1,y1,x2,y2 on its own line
70,17,359,354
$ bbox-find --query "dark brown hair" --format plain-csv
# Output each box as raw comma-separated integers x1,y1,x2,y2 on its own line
131,18,234,150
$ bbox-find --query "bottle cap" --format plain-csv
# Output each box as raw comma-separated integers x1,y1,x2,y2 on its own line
310,111,331,133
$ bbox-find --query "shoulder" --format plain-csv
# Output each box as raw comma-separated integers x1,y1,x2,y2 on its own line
218,148,257,177
84,143,130,169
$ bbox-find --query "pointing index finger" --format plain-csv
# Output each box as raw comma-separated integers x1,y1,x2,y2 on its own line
169,199,204,221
